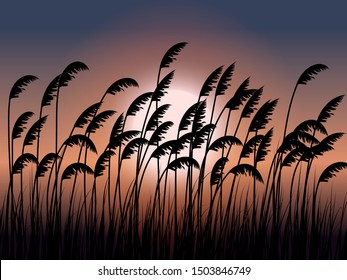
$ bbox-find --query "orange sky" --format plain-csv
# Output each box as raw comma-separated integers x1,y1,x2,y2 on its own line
1,13,347,211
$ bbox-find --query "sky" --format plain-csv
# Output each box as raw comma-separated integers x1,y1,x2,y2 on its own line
1,0,347,201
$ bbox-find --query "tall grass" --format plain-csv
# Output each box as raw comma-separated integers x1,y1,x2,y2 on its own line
1,43,347,259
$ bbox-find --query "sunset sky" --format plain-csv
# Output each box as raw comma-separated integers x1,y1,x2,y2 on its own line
1,1,347,200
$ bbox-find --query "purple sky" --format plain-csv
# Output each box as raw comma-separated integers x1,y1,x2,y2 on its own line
1,1,347,200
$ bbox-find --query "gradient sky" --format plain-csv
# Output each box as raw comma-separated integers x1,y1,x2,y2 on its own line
1,0,347,200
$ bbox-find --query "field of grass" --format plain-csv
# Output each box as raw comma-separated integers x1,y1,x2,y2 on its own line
1,42,347,259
